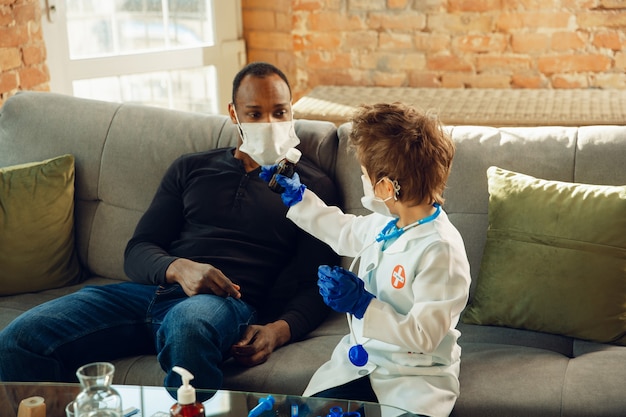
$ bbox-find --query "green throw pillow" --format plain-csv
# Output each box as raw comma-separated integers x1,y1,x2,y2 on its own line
0,154,81,295
462,166,626,345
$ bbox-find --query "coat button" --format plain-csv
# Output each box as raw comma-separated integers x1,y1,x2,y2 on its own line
366,263,375,271
358,370,368,376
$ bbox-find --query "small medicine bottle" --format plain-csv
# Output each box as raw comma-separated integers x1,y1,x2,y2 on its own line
170,366,205,417
268,148,302,193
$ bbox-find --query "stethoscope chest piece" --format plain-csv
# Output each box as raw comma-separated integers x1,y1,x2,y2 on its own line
349,344,368,367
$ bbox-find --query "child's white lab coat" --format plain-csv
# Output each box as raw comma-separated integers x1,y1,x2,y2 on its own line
287,189,471,417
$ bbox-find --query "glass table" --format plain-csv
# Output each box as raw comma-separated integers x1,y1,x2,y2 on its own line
0,383,409,417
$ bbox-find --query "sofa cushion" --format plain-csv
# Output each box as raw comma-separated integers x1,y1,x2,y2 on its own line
0,154,81,295
462,166,626,345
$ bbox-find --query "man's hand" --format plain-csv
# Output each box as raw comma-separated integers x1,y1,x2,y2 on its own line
165,258,241,298
230,320,291,367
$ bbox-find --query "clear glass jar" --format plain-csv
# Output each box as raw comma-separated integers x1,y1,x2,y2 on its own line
73,362,122,417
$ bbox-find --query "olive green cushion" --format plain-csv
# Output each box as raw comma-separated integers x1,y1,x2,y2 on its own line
0,154,81,295
462,166,626,345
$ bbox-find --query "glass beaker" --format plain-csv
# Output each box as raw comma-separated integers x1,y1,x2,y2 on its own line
74,362,122,417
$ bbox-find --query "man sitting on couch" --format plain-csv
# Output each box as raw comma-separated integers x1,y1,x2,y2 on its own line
0,62,339,393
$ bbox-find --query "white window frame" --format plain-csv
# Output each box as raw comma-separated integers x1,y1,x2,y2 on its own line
41,0,245,114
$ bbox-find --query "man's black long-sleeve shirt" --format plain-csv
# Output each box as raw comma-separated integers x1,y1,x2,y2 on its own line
124,147,340,341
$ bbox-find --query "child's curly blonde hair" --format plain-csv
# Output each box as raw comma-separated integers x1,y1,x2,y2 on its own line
349,102,455,206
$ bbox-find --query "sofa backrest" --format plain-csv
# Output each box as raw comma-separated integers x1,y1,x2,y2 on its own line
2,92,626,298
336,122,626,298
0,92,338,281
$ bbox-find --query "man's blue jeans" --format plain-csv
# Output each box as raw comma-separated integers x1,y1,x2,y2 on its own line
0,282,256,391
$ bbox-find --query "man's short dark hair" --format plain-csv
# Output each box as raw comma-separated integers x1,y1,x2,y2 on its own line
231,62,292,105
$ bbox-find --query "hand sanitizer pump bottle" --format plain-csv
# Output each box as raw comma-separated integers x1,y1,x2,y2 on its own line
170,366,205,417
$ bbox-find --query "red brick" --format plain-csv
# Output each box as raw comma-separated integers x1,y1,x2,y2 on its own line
246,31,293,51
387,0,410,9
0,47,21,70
372,70,407,87
247,49,279,64
276,12,292,31
408,70,442,87
242,0,292,11
593,31,623,50
349,0,386,11
551,31,588,51
615,51,626,69
18,65,48,88
502,0,552,10
292,0,324,11
497,12,570,30
243,10,276,31
471,74,512,88
560,0,592,8
14,2,36,24
552,74,589,88
305,33,342,50
0,5,15,25
379,32,413,50
600,0,626,8
475,55,531,72
453,34,508,53
578,11,626,29
309,68,368,86
308,11,365,31
448,0,502,12
368,11,426,30
324,0,342,11
360,51,426,70
0,70,18,91
306,51,352,69
440,73,465,88
414,33,450,52
538,54,612,74
427,55,473,72
442,72,511,88
0,25,29,47
22,42,45,65
511,33,550,53
591,73,626,89
511,72,547,88
428,13,493,33
343,30,379,50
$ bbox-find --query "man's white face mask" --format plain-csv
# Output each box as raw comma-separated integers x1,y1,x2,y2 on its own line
233,107,300,166
360,175,400,218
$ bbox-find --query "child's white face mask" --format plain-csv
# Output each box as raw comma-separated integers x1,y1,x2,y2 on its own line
233,109,300,166
360,175,399,218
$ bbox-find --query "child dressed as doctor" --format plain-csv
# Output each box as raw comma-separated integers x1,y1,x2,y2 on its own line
261,102,471,417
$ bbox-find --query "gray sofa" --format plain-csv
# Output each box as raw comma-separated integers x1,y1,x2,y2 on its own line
1,91,625,417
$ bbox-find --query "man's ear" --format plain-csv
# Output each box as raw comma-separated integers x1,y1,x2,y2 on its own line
228,103,238,124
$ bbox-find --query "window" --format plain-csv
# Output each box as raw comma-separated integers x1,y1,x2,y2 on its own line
42,0,245,114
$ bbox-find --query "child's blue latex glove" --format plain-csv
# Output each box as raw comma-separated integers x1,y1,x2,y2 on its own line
260,165,306,207
317,265,375,319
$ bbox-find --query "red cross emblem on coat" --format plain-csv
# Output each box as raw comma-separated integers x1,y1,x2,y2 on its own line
391,265,406,289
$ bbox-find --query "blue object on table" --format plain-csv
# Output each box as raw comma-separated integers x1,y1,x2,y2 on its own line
248,395,275,417
326,406,360,417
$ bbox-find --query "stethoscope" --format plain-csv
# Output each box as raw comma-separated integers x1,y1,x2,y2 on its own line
346,203,442,367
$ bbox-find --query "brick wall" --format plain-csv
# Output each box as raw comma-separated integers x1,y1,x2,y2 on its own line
0,0,49,107
243,0,626,100
2,1,623,106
